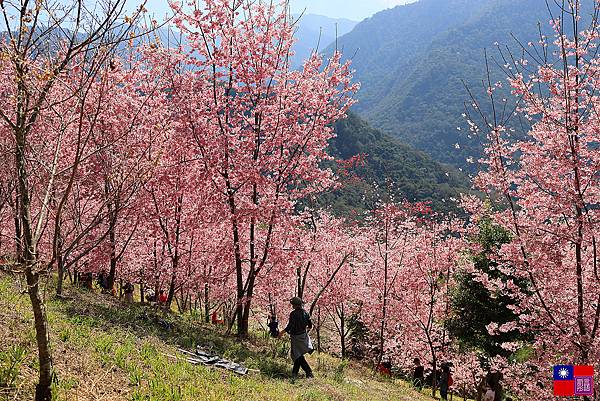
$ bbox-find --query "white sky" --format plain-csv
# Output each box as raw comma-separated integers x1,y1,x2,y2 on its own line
134,0,416,22
290,0,416,20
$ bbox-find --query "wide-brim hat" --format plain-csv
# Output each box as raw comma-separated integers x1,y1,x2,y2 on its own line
290,296,303,306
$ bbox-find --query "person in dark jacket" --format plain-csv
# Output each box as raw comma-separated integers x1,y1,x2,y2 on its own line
97,270,109,293
413,358,424,389
123,282,134,304
439,364,451,400
267,313,279,338
278,297,314,379
82,272,94,290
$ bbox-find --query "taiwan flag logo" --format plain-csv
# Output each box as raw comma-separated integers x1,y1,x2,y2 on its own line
553,365,594,396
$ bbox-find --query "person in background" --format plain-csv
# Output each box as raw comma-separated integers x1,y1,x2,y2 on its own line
97,270,109,293
376,358,392,376
123,281,134,304
82,272,94,290
438,364,452,400
211,310,224,325
267,313,279,338
486,372,503,401
279,297,314,379
145,290,156,304
483,383,496,401
158,289,167,306
413,357,424,389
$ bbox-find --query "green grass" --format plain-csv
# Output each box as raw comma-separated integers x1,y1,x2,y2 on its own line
0,273,439,401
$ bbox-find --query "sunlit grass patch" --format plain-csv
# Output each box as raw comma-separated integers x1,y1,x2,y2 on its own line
0,273,437,401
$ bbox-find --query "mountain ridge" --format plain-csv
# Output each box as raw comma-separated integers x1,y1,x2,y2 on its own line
326,0,582,168
327,113,470,215
291,13,357,68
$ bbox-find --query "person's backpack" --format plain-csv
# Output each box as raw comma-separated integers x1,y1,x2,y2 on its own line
302,310,312,329
448,374,454,387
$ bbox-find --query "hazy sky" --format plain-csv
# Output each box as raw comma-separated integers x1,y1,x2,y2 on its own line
135,0,417,22
289,0,415,21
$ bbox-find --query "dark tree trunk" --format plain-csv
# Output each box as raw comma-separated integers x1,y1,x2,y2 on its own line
296,267,301,298
431,350,437,398
166,270,176,310
239,270,257,336
316,307,321,353
16,126,54,401
14,194,22,259
377,223,390,369
56,253,65,295
108,215,117,293
339,304,346,359
204,283,210,324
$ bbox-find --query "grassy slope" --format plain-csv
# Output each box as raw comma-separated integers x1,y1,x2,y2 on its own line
0,273,436,401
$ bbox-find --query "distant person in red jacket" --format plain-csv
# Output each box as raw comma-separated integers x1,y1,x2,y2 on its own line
211,310,224,325
377,359,392,376
158,289,167,305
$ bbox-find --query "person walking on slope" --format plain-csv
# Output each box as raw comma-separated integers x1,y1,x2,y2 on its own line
97,270,109,293
279,297,314,379
123,281,134,304
413,357,424,389
438,363,453,400
267,313,280,338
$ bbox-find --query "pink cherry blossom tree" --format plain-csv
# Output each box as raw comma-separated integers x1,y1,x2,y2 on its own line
467,2,600,398
170,0,357,336
0,1,151,397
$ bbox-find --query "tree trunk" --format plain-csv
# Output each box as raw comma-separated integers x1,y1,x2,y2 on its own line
316,307,321,353
339,304,346,359
225,175,247,337
154,278,160,303
106,196,118,292
27,270,53,401
16,126,54,400
108,218,117,293
166,270,176,310
296,266,302,298
239,269,257,337
56,252,65,296
14,195,22,259
431,352,437,398
377,223,390,369
204,283,210,324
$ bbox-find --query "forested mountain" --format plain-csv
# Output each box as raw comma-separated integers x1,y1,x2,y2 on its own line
325,113,470,215
327,0,592,168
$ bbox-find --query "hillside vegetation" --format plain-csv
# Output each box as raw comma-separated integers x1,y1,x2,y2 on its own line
328,0,591,168
327,113,471,214
0,273,436,401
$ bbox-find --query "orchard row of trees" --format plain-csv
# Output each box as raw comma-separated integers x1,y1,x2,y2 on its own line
1,0,599,400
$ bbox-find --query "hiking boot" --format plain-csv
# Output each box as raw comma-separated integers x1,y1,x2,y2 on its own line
306,372,314,379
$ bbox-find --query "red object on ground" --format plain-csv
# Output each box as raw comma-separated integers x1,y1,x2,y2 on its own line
376,363,391,376
211,311,224,325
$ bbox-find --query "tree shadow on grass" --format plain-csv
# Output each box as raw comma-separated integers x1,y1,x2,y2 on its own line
55,287,291,379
